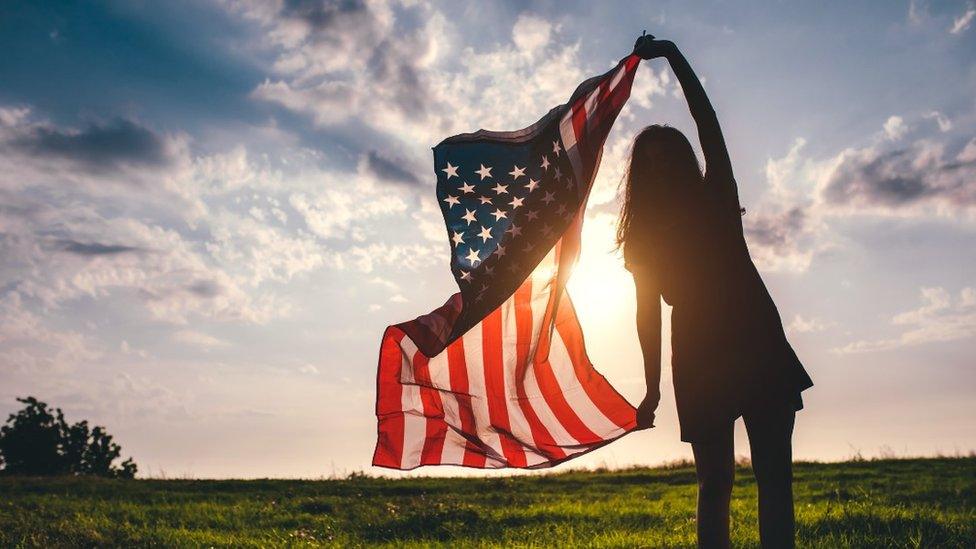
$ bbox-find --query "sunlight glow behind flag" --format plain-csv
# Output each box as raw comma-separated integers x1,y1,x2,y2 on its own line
373,54,641,469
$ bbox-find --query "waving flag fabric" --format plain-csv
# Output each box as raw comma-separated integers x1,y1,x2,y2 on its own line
374,54,641,469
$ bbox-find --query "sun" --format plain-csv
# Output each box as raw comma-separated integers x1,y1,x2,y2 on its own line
566,213,635,326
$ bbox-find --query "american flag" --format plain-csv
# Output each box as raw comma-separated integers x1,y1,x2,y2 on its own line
374,54,641,469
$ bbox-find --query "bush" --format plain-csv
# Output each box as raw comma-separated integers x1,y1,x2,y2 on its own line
0,396,137,478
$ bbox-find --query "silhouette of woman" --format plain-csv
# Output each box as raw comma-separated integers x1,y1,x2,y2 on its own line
623,36,814,548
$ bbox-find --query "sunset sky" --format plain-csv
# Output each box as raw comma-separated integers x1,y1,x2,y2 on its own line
1,0,974,478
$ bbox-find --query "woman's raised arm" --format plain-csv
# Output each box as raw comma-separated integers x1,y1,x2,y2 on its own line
634,37,740,210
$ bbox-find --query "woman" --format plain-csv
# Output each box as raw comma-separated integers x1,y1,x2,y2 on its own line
624,36,814,548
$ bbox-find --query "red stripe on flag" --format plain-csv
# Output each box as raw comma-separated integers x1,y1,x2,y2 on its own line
446,338,487,467
372,328,406,468
482,308,528,467
532,353,601,444
554,296,637,430
527,255,602,445
513,280,566,461
412,350,448,465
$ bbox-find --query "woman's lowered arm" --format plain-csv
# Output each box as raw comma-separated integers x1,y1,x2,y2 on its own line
633,269,661,429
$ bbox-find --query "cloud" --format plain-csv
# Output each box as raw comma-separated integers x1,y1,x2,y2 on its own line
10,118,172,171
924,111,953,132
512,14,553,54
172,329,230,349
0,104,352,332
907,0,928,25
55,239,144,256
819,140,976,216
737,138,827,273
359,150,421,187
238,0,439,133
950,2,975,34
744,206,815,272
835,287,976,353
288,187,406,240
0,292,101,373
883,115,908,141
231,1,590,168
787,314,832,335
346,242,440,273
0,107,201,222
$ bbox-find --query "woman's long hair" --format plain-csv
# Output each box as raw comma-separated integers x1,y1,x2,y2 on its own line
616,125,704,256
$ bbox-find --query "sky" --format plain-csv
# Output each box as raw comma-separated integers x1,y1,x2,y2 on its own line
0,0,974,478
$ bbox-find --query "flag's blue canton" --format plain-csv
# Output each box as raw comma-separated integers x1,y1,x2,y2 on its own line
433,122,579,313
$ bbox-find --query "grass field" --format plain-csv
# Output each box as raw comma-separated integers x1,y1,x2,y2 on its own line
0,457,973,547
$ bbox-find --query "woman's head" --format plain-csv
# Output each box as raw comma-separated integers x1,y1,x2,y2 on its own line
616,125,703,250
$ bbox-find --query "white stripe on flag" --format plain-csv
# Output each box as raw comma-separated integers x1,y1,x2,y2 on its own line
548,329,626,440
461,321,507,466
396,336,427,469
521,288,581,447
559,61,629,198
425,351,466,465
500,296,549,466
519,247,581,447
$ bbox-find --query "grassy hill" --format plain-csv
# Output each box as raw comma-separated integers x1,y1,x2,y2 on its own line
0,457,973,547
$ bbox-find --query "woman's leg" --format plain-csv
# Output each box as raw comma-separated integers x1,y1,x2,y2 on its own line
691,425,735,549
743,405,797,548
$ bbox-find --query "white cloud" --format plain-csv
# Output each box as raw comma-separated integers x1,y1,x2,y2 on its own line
908,0,928,25
883,115,908,141
924,110,953,132
818,138,976,218
950,2,975,34
740,138,830,273
172,329,230,349
787,314,832,334
512,14,553,54
205,212,333,287
230,0,591,158
958,137,976,163
347,242,441,273
835,286,976,353
0,291,101,373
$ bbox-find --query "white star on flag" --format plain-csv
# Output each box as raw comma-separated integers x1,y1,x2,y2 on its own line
508,165,525,179
442,162,459,179
475,164,493,180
